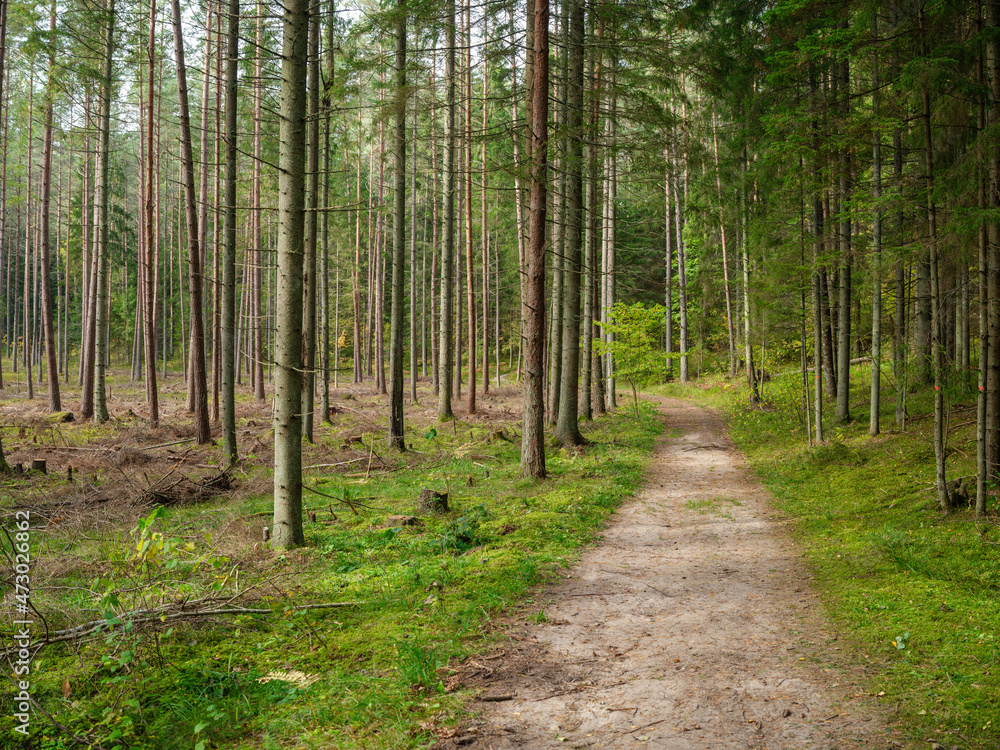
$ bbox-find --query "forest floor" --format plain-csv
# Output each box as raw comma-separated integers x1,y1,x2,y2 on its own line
456,397,905,750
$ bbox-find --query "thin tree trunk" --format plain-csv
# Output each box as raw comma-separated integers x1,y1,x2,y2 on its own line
40,3,60,412
252,0,265,400
711,109,737,380
92,11,116,421
389,0,407,451
301,2,320,442
142,0,159,425
220,0,239,464
169,0,211,443
920,3,947,510
870,25,882,437
464,0,476,414
438,0,456,421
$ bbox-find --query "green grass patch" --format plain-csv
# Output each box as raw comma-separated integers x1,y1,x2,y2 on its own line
657,367,1000,749
0,398,662,749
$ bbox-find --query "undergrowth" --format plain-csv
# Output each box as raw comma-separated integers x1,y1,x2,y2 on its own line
0,387,661,749
659,364,1000,750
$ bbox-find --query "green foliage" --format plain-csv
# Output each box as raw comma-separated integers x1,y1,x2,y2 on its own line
596,302,669,415
0,397,662,749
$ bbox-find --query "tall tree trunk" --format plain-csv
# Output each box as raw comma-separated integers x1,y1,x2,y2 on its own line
189,2,214,412
438,0,456,421
301,3,320,443
554,0,584,446
142,0,159,425
321,8,335,419
272,0,308,549
93,7,116,421
741,149,759,407
389,0,407,451
835,52,851,423
712,109,737,380
40,3,60,413
920,3,947,510
977,1,991,517
251,0,264,400
580,12,599,419
673,126,689,383
480,16,489,396
870,25,882,437
464,0,476,414
221,0,239,464
169,0,211,443
983,0,1000,504
410,80,419,403
521,0,548,478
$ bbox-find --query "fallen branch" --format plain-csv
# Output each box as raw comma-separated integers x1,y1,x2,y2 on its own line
301,484,370,514
304,458,367,470
0,599,362,656
146,437,198,450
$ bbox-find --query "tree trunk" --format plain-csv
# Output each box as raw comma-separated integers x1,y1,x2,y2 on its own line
40,3,60,413
438,0,456,421
870,26,882,437
673,127,689,383
554,0,584,446
521,0,548,478
920,4,947,510
835,53,851,423
252,0,265,401
93,7,116,421
464,0,476,414
272,0,309,549
301,4,320,443
389,0,407,451
169,0,211,443
712,109,737,380
221,0,239,464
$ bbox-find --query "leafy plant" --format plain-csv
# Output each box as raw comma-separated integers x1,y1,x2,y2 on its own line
434,505,490,553
595,303,669,415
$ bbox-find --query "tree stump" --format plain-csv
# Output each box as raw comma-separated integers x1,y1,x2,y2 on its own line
386,515,419,528
418,490,449,515
31,460,47,474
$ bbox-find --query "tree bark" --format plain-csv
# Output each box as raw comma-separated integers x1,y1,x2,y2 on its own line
521,0,548,478
554,0,585,446
40,3,60,413
169,0,211,443
221,0,239,464
93,6,116,421
438,0,456,421
272,0,309,549
389,0,407,451
301,2,320,442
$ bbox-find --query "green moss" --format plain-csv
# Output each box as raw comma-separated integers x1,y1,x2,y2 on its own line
0,398,662,749
657,370,1000,749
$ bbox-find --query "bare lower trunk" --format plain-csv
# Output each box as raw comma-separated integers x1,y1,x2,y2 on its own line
272,0,308,549
521,0,548,479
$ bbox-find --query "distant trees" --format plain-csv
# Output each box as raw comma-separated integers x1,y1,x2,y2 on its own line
0,0,998,547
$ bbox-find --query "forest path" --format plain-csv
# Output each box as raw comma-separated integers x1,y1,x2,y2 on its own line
458,397,896,750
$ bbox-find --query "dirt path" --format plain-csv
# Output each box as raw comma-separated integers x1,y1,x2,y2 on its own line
459,398,896,750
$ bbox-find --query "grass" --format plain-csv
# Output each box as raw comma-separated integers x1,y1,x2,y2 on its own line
657,362,1000,750
0,375,663,749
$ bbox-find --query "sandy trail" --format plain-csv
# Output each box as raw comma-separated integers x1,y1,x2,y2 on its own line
460,398,893,750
